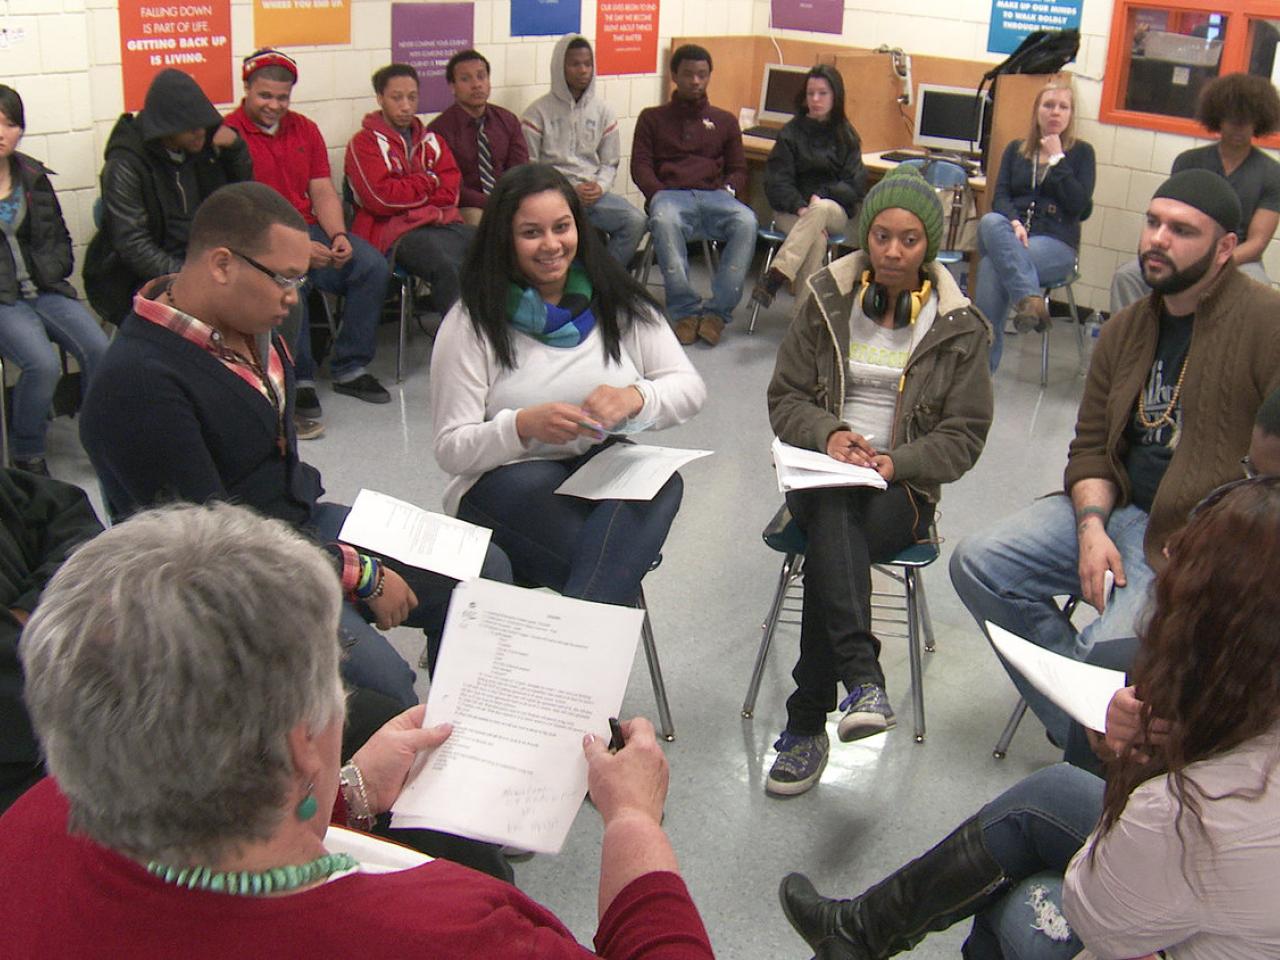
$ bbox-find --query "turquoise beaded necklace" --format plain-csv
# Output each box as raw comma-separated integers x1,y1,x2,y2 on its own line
145,851,358,896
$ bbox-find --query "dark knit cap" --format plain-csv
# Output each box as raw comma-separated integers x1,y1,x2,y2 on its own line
1152,169,1241,235
856,165,944,263
137,69,221,141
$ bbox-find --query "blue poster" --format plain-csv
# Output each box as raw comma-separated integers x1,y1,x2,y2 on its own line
987,0,1082,55
511,0,580,37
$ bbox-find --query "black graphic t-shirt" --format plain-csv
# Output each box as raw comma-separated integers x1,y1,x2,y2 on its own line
1124,309,1193,513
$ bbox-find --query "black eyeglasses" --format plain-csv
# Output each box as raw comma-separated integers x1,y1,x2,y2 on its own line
231,249,308,292
1188,474,1280,520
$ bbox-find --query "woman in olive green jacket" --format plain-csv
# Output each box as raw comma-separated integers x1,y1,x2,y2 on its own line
763,166,993,797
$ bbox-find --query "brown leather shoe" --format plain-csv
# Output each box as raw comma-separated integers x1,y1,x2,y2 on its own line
1012,294,1051,333
673,315,701,345
698,313,726,346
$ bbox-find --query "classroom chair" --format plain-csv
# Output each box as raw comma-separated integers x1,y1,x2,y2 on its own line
992,596,1078,759
746,223,848,334
1038,265,1086,388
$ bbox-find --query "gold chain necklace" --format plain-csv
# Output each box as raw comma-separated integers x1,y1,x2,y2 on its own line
1135,355,1188,432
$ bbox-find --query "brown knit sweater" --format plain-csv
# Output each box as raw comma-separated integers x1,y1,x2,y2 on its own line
1065,265,1280,569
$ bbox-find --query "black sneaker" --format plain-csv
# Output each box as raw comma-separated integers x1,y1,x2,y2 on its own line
295,386,323,419
333,373,391,405
12,457,50,477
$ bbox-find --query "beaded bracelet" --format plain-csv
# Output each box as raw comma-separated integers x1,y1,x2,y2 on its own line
367,564,387,600
339,763,375,830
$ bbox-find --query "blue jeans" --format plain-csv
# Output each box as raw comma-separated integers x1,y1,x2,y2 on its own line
309,502,514,707
949,495,1155,745
0,293,109,457
975,213,1077,372
456,445,683,606
965,764,1100,959
295,225,391,383
648,189,757,323
587,192,647,267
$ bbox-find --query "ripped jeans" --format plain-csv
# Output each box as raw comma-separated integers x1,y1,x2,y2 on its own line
966,764,1101,959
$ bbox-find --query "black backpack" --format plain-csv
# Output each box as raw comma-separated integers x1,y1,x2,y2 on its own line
977,29,1081,171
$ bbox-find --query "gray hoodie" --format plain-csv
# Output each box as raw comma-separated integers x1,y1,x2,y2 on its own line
520,35,621,193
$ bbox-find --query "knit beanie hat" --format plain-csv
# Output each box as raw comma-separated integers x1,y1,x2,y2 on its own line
1152,169,1242,235
856,165,945,263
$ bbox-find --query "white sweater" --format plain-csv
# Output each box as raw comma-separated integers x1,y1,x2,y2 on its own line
430,302,706,514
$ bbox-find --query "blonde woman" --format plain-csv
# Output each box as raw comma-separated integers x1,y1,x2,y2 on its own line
977,79,1094,371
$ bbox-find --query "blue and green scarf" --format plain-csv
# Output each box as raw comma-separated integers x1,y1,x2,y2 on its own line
507,264,596,348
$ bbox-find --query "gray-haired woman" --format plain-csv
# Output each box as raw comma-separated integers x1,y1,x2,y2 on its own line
0,502,712,959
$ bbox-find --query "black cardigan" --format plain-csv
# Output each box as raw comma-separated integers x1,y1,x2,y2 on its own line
764,115,867,218
991,139,1095,250
79,312,323,525
0,154,78,306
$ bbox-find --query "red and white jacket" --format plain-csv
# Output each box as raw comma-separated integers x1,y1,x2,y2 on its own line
344,111,463,253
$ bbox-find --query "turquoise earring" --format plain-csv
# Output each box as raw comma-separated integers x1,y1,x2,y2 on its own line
295,782,317,821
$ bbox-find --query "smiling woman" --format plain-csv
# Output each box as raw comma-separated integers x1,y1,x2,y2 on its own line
429,163,706,613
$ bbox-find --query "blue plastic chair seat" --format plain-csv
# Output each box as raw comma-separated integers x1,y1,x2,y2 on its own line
758,226,787,244
763,505,938,567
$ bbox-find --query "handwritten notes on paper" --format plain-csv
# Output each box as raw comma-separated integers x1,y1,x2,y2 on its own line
392,580,643,852
338,489,491,582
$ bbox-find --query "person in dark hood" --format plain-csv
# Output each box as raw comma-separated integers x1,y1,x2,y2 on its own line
82,69,251,326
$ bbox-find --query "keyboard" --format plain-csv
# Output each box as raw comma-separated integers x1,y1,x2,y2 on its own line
879,149,929,163
743,125,782,141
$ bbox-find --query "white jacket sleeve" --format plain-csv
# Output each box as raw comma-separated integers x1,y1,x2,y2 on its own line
1062,784,1197,958
430,304,528,477
623,305,707,429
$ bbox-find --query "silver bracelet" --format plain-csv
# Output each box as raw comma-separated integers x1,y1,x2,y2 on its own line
339,762,375,829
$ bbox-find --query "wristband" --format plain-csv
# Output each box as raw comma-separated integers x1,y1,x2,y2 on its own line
355,557,381,599
339,763,376,829
1076,505,1108,531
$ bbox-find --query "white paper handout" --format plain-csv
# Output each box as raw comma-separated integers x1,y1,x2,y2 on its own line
772,437,888,493
391,579,644,853
554,443,713,501
338,488,492,582
986,621,1127,733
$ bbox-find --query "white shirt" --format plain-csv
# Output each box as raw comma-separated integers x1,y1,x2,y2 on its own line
430,302,706,514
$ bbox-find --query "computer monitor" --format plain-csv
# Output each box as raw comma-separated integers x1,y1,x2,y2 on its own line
757,64,811,125
912,84,991,154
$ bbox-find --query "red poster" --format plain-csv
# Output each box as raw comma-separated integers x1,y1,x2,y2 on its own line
595,0,659,76
118,1,233,112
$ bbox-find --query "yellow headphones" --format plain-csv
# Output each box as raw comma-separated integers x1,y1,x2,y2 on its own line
858,271,933,329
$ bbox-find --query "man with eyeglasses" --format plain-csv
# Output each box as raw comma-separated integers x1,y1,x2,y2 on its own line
951,170,1280,746
79,183,513,710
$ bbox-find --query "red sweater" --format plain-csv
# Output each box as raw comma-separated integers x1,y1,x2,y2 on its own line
630,95,748,202
223,105,329,225
0,779,715,960
344,111,464,254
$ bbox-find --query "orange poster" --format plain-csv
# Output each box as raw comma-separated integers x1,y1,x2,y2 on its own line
595,0,659,76
254,0,351,47
118,1,233,112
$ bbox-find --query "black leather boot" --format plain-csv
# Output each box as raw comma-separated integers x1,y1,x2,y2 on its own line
780,816,1009,958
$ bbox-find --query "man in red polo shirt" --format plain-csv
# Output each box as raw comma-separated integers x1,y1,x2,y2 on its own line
224,49,392,419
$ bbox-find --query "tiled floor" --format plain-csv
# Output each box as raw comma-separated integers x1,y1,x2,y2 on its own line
47,270,1092,958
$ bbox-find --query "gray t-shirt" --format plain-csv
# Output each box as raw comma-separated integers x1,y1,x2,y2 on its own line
840,295,934,443
1172,144,1280,240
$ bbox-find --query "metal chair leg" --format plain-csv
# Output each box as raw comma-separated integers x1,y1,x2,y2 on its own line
396,273,412,384
904,568,927,743
748,241,781,335
1040,322,1051,389
638,587,675,741
917,573,937,653
742,552,799,718
1067,284,1084,368
993,698,1028,759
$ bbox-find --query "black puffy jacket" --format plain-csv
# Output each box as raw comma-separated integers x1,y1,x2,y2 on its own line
0,154,77,306
764,114,867,218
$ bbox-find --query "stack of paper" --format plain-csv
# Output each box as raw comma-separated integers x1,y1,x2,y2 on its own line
772,437,888,493
391,579,643,854
338,488,492,582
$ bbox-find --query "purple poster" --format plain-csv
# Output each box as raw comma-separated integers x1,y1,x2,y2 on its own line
770,0,842,35
392,2,475,114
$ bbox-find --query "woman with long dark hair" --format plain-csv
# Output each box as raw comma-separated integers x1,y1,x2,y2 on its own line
779,476,1280,959
977,77,1094,372
753,65,867,311
0,85,109,476
430,164,704,607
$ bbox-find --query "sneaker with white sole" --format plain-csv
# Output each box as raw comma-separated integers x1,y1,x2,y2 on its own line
836,684,896,742
766,731,829,797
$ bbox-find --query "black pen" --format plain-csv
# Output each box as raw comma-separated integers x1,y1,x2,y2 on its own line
607,717,625,753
